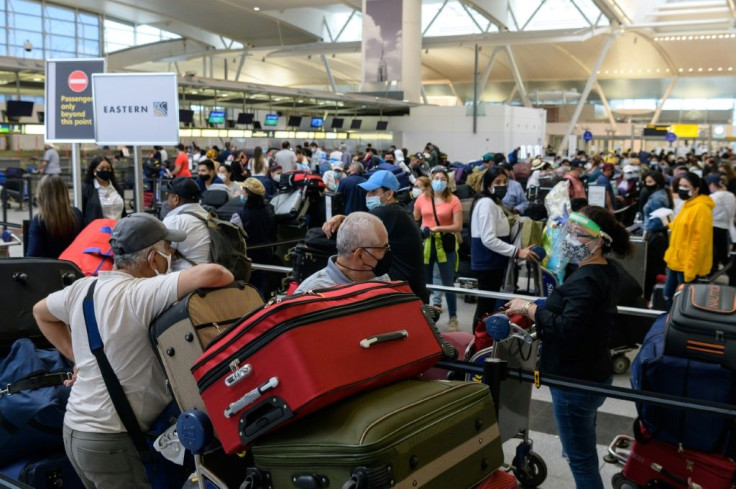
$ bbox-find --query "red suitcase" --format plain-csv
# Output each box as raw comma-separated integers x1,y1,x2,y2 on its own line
475,470,518,489
622,438,736,489
192,281,447,454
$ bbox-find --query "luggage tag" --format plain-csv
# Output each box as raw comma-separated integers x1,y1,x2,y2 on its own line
154,424,186,466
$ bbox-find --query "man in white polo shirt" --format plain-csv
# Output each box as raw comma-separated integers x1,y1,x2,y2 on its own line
33,213,233,489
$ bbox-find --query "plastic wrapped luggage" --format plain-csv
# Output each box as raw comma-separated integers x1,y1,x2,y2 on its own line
0,452,83,489
0,258,83,354
244,380,503,489
150,282,264,413
621,438,736,489
58,219,117,276
192,281,449,453
286,227,336,284
665,283,736,368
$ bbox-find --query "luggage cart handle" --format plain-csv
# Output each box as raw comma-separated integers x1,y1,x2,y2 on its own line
360,330,409,349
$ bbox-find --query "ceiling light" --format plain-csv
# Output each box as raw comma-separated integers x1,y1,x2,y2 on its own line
665,68,670,72
32,77,41,81
729,67,734,71
718,67,723,71
656,69,661,72
253,6,260,11
697,68,703,72
688,68,693,72
687,36,694,40
708,67,713,71
678,68,684,72
604,70,609,74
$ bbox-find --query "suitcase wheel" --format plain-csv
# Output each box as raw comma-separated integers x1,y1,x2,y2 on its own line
611,472,641,489
612,354,631,375
512,451,546,488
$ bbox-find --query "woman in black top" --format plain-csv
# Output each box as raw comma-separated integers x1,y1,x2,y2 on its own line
234,178,277,293
81,156,126,225
505,206,631,489
27,175,83,258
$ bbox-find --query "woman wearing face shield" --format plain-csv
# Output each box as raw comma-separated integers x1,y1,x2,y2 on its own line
505,206,632,489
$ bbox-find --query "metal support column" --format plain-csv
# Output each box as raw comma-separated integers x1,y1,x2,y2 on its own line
503,45,531,108
133,146,143,213
650,78,678,125
234,52,247,82
477,47,501,103
321,54,337,92
473,44,479,134
595,82,618,131
557,33,615,155
71,144,82,209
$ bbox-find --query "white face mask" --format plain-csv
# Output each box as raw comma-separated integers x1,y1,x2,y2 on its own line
218,172,227,180
154,250,172,276
411,188,423,199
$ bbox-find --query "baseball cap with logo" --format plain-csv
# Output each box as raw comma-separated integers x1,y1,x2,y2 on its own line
109,213,186,255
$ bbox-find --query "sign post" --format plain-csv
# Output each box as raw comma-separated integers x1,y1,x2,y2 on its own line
45,58,105,208
91,73,179,212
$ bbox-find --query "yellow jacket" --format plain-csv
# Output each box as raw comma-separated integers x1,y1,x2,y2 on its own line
664,194,714,282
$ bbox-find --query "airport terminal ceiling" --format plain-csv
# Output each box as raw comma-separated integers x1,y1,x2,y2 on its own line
0,0,734,111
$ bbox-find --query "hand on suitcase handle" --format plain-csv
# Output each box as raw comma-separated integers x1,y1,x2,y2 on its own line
359,330,409,349
224,377,279,419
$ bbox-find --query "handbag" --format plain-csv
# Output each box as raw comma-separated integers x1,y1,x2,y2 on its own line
81,281,190,489
430,196,456,252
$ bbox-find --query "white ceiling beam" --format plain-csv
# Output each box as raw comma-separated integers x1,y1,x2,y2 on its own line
650,78,679,125
256,8,327,41
503,45,531,107
590,0,631,25
458,0,509,31
107,38,214,70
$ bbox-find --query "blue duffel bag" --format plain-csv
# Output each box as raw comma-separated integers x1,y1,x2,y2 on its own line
631,313,736,453
0,339,72,466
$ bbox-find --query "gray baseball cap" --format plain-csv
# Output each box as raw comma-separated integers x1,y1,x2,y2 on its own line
109,213,186,255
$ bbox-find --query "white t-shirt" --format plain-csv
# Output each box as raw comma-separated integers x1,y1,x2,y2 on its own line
46,271,180,433
710,190,736,230
274,149,297,172
163,203,212,271
93,179,124,220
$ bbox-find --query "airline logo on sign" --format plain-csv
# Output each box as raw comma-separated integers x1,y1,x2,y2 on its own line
68,70,89,93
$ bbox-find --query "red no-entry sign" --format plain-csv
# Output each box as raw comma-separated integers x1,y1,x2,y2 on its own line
68,70,89,93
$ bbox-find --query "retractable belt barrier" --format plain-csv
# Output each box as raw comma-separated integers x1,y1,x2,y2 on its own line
436,358,736,420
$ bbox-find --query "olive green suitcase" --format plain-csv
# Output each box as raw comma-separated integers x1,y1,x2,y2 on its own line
244,380,503,489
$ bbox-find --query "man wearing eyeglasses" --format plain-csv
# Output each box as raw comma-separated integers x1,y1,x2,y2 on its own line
295,212,391,293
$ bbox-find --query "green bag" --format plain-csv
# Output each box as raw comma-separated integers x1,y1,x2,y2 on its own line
247,380,503,489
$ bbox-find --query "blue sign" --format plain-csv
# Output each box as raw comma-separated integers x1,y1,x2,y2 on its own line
665,131,677,142
583,130,593,142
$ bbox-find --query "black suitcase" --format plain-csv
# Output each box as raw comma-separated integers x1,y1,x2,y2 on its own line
665,283,736,369
0,259,83,355
0,452,84,489
287,227,336,283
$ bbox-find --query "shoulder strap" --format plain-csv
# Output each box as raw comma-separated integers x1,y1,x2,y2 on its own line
181,210,210,225
82,281,151,461
429,196,441,228
3,372,72,396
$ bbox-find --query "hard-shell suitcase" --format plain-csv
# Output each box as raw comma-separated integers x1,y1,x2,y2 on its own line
622,438,736,489
192,281,448,454
0,452,84,489
245,380,503,489
150,282,263,412
665,283,736,369
0,258,83,354
271,190,306,222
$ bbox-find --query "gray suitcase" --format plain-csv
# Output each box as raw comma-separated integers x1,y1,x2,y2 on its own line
150,282,263,412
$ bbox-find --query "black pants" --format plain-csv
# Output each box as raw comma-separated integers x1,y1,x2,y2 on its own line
473,268,506,326
712,227,730,273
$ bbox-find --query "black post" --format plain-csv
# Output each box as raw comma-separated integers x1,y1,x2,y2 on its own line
482,358,507,420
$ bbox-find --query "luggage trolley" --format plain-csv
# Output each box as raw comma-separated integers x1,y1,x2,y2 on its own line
461,320,547,488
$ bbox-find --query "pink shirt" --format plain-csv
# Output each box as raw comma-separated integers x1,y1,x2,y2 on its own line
415,194,462,228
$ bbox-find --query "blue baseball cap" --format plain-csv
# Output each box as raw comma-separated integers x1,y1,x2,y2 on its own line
359,170,399,191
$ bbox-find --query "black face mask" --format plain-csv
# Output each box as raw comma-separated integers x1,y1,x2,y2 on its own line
492,185,508,200
96,170,111,181
198,172,211,181
678,188,692,200
364,249,392,276
645,184,656,190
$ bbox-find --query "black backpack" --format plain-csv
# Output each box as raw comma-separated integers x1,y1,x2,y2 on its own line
182,211,252,282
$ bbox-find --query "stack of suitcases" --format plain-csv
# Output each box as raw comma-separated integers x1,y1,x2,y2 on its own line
153,280,514,489
620,283,736,489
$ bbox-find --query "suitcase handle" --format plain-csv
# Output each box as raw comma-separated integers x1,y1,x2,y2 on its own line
224,377,278,418
359,330,408,349
239,396,294,445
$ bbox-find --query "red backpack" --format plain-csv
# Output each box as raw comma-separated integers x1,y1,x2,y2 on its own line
58,219,117,276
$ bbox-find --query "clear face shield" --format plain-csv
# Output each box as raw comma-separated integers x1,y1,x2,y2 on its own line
554,212,610,263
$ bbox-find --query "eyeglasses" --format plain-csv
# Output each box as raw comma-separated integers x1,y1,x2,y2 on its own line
361,244,391,253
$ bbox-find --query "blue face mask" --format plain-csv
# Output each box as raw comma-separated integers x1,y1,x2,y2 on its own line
431,180,447,193
366,195,383,211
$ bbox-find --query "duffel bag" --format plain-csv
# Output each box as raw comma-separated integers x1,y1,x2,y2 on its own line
631,314,736,453
58,219,117,276
0,339,73,465
665,283,736,369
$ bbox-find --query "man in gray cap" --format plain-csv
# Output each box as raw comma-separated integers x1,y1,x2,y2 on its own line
33,213,233,489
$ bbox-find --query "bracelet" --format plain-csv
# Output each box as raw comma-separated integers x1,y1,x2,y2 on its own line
521,302,532,318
